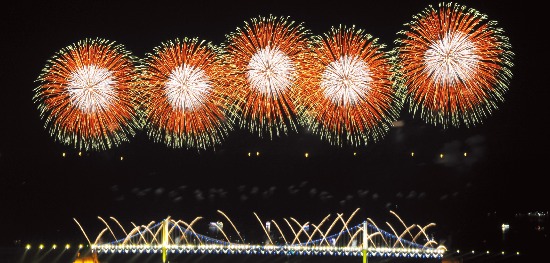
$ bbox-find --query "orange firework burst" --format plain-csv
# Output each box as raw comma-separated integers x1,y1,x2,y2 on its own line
140,38,232,149
221,15,312,138
394,2,514,128
34,38,141,151
297,25,402,147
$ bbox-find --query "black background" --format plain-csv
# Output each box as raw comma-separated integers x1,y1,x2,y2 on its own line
1,0,547,261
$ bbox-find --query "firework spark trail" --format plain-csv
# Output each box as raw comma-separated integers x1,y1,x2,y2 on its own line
141,38,232,149
34,38,141,151
297,25,402,147
394,2,514,128
221,15,313,138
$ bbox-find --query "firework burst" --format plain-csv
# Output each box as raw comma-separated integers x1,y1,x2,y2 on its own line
297,25,402,147
394,2,514,128
140,38,232,149
221,15,312,138
34,38,141,151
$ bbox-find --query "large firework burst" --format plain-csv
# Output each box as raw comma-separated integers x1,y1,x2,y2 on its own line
221,15,312,138
34,38,141,151
297,25,402,147
140,38,232,149
394,2,514,128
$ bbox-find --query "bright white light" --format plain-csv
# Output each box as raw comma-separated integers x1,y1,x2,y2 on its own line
424,31,479,86
165,63,212,111
502,223,510,232
321,55,372,106
68,64,116,113
247,46,295,96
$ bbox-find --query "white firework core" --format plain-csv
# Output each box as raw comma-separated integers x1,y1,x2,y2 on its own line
424,31,480,86
164,63,212,111
67,64,116,113
320,55,373,106
247,46,295,96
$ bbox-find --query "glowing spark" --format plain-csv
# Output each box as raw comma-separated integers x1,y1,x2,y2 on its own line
141,38,232,149
321,55,373,106
67,65,116,113
423,31,480,86
298,25,401,147
222,15,312,138
394,2,514,127
247,46,295,95
164,64,212,111
34,38,141,151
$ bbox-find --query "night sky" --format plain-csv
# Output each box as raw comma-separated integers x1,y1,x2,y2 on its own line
1,0,547,260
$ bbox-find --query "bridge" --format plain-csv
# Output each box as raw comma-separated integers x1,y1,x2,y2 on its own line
75,209,446,262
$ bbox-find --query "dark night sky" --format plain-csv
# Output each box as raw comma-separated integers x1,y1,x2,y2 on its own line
0,0,548,258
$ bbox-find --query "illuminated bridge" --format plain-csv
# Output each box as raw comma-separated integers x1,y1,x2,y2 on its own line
75,209,446,262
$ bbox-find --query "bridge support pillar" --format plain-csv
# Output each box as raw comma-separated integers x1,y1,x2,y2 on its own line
362,221,368,263
162,217,170,263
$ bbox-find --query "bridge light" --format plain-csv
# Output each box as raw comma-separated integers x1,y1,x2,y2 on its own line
39,244,44,250
65,244,70,249
25,244,31,250
440,153,444,159
516,251,520,255
79,244,84,249
62,152,66,157
78,151,82,157
305,153,309,158
411,152,414,157
52,244,57,249
256,151,260,156
464,152,467,157
248,152,251,157
501,251,505,255
486,250,490,254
